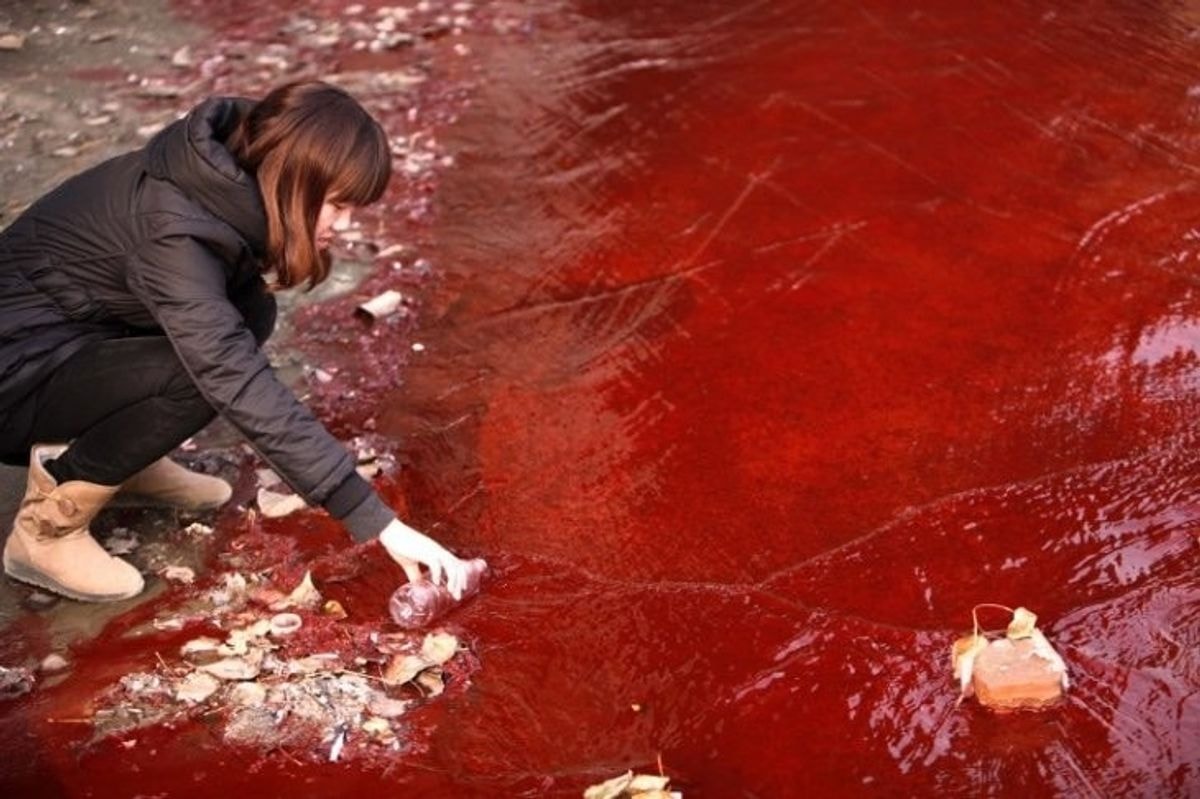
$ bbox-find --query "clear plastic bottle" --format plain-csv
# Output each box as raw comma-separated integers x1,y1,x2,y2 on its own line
387,558,488,629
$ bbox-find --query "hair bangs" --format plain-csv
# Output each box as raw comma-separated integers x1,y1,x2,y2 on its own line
330,121,392,207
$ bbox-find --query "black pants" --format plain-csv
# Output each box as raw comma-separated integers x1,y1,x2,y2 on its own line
0,336,215,484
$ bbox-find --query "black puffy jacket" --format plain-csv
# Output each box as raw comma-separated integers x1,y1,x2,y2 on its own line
0,97,393,542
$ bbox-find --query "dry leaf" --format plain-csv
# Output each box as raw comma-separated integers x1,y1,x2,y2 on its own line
415,669,445,697
628,775,671,791
257,486,307,518
1006,607,1038,640
951,634,988,698
585,772,634,799
382,653,427,686
1029,628,1070,689
285,571,323,609
421,632,458,666
362,716,397,745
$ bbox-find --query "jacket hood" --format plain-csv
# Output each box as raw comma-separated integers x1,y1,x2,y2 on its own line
146,96,268,255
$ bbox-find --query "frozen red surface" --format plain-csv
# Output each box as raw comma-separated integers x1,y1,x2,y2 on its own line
3,0,1200,796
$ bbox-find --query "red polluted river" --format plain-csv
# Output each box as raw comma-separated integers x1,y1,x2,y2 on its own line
1,0,1198,796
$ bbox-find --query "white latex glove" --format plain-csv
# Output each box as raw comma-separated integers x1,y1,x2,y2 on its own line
378,519,468,600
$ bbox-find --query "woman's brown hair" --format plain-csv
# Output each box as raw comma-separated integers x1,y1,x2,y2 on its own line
227,81,391,290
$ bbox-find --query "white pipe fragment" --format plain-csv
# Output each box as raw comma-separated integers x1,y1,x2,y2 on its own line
355,289,404,320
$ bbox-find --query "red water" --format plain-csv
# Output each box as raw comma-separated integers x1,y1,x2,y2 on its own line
4,0,1200,796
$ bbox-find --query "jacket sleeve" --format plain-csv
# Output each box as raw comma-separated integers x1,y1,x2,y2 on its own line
126,226,395,541
227,274,276,347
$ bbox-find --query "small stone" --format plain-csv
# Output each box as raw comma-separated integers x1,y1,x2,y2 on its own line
199,656,261,681
228,682,267,707
51,146,80,159
170,46,193,67
86,31,117,44
39,654,69,674
366,692,409,719
180,637,223,665
22,591,58,611
183,522,213,536
0,33,26,51
248,586,288,608
321,600,348,620
411,342,425,352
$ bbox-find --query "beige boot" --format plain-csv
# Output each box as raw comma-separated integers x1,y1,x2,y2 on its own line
114,456,232,511
3,444,144,602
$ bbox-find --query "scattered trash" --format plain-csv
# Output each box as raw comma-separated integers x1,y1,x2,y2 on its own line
257,486,307,518
174,671,221,704
584,771,681,799
39,654,69,674
273,570,322,610
180,637,224,665
322,599,348,620
355,289,406,321
161,566,196,584
22,590,58,611
269,612,303,637
183,522,214,536
388,558,488,629
0,667,34,695
951,605,1068,711
104,529,140,556
328,722,348,762
199,655,262,682
360,716,396,745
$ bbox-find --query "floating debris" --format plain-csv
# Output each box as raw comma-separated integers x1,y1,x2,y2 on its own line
0,33,26,51
39,654,69,674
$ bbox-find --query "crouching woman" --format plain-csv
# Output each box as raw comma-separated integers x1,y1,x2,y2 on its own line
0,81,469,602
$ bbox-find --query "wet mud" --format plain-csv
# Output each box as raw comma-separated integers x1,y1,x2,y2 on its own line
2,0,1199,797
